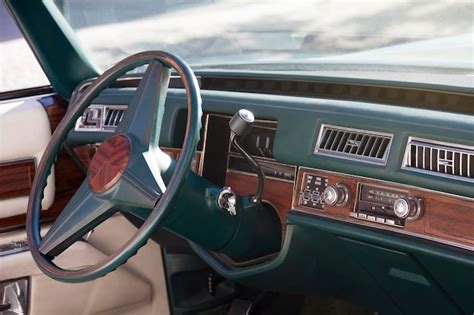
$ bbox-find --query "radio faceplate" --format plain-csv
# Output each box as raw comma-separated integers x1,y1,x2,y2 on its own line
352,184,408,227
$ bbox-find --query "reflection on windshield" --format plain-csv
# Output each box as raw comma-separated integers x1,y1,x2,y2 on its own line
56,0,473,71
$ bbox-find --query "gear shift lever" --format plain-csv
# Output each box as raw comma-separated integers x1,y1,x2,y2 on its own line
212,110,282,259
229,109,265,203
229,109,255,140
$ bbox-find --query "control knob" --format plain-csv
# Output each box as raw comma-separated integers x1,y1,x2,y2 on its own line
322,183,351,207
393,197,423,220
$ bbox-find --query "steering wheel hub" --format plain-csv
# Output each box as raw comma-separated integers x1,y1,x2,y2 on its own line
88,134,131,193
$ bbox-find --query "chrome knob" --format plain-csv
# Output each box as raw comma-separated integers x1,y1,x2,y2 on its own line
393,197,423,220
229,109,255,139
322,183,350,207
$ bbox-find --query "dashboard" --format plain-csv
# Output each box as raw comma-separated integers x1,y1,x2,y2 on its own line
73,82,474,251
68,74,474,313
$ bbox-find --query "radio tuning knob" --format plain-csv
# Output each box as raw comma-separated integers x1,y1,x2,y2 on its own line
322,183,351,207
393,197,423,220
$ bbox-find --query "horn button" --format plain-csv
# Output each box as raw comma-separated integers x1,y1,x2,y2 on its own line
88,134,131,193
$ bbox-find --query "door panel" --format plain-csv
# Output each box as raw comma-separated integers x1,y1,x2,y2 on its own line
0,93,83,233
0,93,169,314
0,95,55,218
0,214,170,314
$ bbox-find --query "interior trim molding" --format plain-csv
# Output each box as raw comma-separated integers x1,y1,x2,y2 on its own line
0,159,36,200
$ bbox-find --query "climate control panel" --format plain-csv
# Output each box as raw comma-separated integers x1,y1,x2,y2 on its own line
296,172,328,210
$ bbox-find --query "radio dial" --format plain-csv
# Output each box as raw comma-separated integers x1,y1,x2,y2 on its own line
322,183,350,207
393,197,423,220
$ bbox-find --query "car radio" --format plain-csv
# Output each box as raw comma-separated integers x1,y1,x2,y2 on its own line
352,184,408,227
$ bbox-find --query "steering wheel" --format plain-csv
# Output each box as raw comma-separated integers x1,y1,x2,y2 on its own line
26,51,202,283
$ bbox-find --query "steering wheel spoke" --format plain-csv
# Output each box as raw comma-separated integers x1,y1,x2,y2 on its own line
116,60,171,148
39,181,115,257
112,146,171,209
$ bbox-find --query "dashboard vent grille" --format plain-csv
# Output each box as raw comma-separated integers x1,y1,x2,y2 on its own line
314,125,392,165
103,107,126,129
403,138,474,182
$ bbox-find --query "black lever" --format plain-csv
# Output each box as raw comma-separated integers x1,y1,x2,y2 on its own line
0,303,11,312
229,109,265,203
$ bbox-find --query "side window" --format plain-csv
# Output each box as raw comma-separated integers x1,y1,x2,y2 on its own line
0,3,50,93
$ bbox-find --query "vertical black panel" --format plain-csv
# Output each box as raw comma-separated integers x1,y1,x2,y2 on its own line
201,114,231,186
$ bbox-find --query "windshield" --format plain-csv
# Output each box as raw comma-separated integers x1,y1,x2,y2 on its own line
55,1,473,81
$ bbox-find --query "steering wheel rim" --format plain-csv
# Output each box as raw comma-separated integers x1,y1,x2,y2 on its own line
26,51,202,283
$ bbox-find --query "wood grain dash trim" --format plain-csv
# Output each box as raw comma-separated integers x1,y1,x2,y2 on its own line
0,159,36,200
426,199,474,244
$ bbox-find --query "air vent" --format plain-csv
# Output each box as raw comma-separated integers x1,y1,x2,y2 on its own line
103,107,126,130
314,125,392,165
75,104,127,132
402,137,474,183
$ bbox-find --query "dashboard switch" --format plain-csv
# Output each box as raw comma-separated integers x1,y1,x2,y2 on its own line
297,173,328,210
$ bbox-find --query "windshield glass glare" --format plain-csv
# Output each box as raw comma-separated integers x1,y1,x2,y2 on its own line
55,0,473,76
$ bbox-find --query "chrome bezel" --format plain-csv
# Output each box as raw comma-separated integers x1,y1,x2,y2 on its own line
407,197,423,221
401,136,474,183
335,182,351,207
314,124,393,166
74,104,128,133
